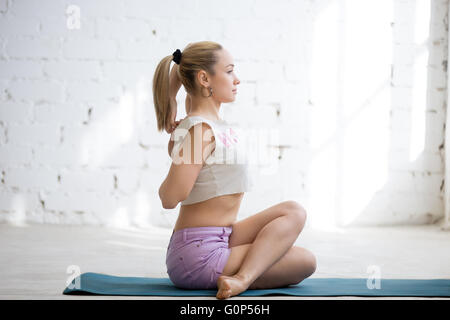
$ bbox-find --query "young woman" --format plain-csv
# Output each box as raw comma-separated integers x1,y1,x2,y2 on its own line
152,41,316,299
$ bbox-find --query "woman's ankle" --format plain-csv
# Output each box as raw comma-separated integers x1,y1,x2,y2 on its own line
233,273,254,287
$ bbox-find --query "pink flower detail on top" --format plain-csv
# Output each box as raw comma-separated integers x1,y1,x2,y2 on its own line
218,128,239,148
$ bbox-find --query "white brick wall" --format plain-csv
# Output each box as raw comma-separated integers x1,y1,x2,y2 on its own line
0,0,447,229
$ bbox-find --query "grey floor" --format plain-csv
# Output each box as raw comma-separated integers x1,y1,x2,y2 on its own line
1,222,450,300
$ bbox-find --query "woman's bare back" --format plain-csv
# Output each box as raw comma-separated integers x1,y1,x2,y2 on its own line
173,192,244,232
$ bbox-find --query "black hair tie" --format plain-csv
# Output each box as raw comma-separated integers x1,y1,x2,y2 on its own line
172,49,182,65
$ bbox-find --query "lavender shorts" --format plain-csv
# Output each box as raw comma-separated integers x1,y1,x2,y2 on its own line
166,226,232,289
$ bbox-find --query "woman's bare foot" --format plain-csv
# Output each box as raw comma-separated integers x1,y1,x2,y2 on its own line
216,274,251,299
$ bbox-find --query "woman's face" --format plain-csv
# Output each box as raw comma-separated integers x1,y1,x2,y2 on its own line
204,49,241,103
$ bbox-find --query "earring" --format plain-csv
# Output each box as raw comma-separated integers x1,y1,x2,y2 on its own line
201,86,213,98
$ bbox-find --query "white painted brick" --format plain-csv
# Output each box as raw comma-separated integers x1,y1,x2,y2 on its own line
0,16,40,36
34,102,88,125
0,0,7,12
393,43,415,65
393,0,416,25
0,101,32,122
425,128,445,153
0,191,40,212
101,61,154,82
0,60,42,79
59,169,114,192
5,167,59,190
75,120,140,148
413,172,444,195
0,80,7,100
139,126,166,148
145,17,172,40
392,22,415,44
389,108,412,131
10,0,66,17
122,0,180,19
61,124,98,150
427,89,447,115
255,81,288,105
71,0,125,18
391,87,413,109
8,80,64,103
113,168,140,193
224,18,287,42
195,0,254,19
389,192,443,219
225,104,275,127
389,150,443,173
0,124,6,143
33,145,89,167
426,109,446,135
40,16,96,38
43,61,102,80
92,145,146,168
41,191,117,213
392,65,414,87
253,0,305,20
226,82,255,106
0,145,33,166
84,101,123,123
237,60,284,82
65,81,121,103
97,18,153,39
139,168,166,192
8,124,60,146
144,147,172,171
236,61,261,82
112,193,142,228
118,39,156,61
5,37,61,59
169,17,222,40
428,64,447,88
63,38,117,60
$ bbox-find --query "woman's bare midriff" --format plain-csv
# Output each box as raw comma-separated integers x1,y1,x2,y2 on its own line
173,192,244,232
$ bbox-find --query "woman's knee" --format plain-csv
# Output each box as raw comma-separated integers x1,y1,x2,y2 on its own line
283,201,307,230
300,248,317,278
292,247,317,283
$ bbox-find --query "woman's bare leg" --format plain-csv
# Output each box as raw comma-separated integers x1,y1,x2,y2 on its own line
220,244,316,290
216,201,307,299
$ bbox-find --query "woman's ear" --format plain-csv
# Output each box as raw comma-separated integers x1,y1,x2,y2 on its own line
197,70,209,87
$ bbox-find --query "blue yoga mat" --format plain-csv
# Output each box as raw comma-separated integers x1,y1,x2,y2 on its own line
63,272,450,297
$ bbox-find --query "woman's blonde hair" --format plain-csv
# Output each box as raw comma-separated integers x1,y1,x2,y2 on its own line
152,41,223,132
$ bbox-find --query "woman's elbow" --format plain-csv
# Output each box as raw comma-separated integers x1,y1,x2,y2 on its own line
162,200,177,210
159,191,179,209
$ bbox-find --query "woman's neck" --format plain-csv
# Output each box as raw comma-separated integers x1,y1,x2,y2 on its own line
188,96,222,121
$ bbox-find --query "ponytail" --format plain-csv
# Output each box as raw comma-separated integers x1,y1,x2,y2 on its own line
152,55,173,132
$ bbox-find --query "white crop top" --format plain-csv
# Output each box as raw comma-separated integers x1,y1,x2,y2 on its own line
170,115,253,205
